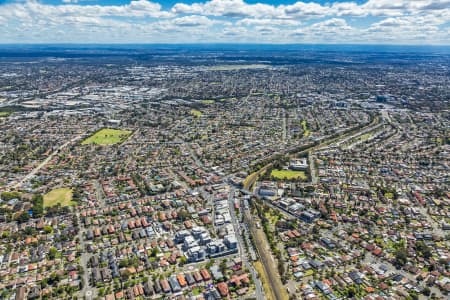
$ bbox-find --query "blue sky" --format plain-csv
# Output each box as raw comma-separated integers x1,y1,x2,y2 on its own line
0,0,449,44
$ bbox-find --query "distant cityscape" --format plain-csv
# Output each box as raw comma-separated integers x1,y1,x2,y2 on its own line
0,45,449,300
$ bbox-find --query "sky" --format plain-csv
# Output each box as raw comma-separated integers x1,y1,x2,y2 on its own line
0,0,449,44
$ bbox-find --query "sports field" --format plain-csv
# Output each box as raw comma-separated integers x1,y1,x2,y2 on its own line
82,128,132,145
271,169,307,180
44,188,74,208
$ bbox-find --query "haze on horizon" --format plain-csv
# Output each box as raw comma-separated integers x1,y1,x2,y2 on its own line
0,0,449,45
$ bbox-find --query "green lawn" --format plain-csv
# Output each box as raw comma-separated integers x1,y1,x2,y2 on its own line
358,133,372,142
44,188,74,208
192,287,202,296
219,97,237,102
385,192,394,199
301,120,311,137
271,169,307,180
190,109,203,117
82,128,132,145
264,212,279,226
0,111,11,118
201,100,215,104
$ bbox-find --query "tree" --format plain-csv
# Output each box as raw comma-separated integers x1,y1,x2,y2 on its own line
278,262,286,283
206,258,215,269
119,258,130,268
219,259,227,274
31,194,44,218
150,248,159,257
48,272,61,285
48,247,58,260
1,191,21,201
178,210,191,221
17,212,30,223
43,225,53,234
179,256,187,266
415,241,432,259
394,247,408,267
346,286,357,298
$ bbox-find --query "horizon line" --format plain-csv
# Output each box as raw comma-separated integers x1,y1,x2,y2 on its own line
0,43,449,47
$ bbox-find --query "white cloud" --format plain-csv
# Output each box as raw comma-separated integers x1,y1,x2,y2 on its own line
0,0,172,20
332,2,367,17
282,2,330,18
368,15,445,36
172,15,216,27
172,0,279,18
287,18,356,43
310,18,351,31
237,18,300,26
0,0,449,44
